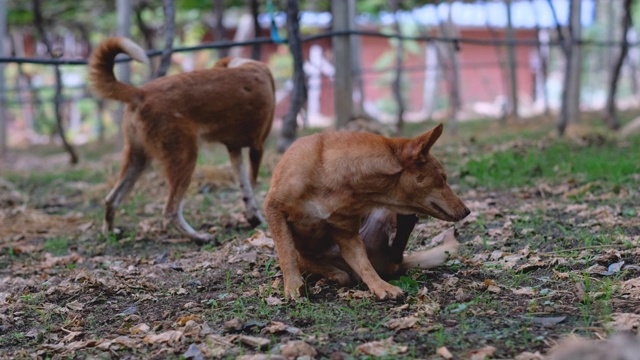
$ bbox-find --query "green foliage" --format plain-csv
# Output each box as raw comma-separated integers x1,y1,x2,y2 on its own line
389,275,420,295
460,137,640,189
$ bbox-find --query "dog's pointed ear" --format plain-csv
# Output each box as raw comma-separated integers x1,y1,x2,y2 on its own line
405,123,444,163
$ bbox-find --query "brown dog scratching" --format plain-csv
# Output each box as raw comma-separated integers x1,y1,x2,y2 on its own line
89,37,275,243
264,124,469,299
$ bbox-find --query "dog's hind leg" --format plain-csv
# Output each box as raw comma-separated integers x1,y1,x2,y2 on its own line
228,147,265,227
162,139,213,244
332,228,404,300
388,213,419,264
298,255,352,286
248,145,263,188
104,143,150,236
401,228,459,270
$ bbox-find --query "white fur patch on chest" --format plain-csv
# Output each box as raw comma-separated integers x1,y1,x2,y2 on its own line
305,201,331,220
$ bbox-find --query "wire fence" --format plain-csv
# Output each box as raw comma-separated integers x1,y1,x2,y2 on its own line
1,24,639,147
1,30,638,66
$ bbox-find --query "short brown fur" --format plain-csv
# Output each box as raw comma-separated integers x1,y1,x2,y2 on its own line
89,37,275,243
264,124,469,299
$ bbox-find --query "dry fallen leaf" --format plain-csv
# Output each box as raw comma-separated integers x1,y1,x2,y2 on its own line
552,268,570,280
65,300,84,311
455,288,472,301
175,314,199,326
143,330,183,345
130,323,150,335
205,334,236,357
97,336,139,350
338,289,372,300
512,287,535,296
610,313,640,331
356,337,408,356
265,296,284,306
280,340,317,358
228,251,258,264
239,335,270,349
514,351,544,360
618,278,640,300
469,345,496,360
62,330,82,343
384,316,419,331
437,346,454,359
245,230,274,249
224,317,243,331
262,321,301,335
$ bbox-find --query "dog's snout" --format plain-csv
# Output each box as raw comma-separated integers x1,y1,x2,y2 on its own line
464,206,471,217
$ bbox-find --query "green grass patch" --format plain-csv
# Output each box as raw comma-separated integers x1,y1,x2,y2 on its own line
42,238,69,256
5,168,106,186
460,137,640,188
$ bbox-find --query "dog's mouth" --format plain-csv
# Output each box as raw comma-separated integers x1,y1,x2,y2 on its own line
428,202,456,221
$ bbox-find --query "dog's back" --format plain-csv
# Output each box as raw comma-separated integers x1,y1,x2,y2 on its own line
90,37,276,241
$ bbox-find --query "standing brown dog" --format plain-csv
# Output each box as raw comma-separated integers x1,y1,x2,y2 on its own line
264,124,469,299
89,37,275,243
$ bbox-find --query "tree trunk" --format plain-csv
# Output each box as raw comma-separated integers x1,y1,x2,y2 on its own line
482,0,511,121
605,0,632,130
9,32,34,134
250,0,261,60
605,0,615,75
628,29,639,96
0,0,6,158
331,0,354,129
213,0,228,58
529,0,550,115
350,0,365,117
421,42,438,118
440,0,461,134
277,0,307,153
135,2,156,50
552,0,580,136
389,0,405,135
32,0,78,164
156,0,175,78
505,0,518,119
116,0,132,148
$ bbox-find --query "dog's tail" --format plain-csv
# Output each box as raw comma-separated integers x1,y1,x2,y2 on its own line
88,37,150,103
400,228,460,270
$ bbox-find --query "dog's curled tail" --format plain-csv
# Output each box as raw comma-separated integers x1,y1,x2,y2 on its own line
88,37,150,103
401,228,460,270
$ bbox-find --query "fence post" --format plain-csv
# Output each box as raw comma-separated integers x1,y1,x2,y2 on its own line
332,0,354,129
0,0,6,158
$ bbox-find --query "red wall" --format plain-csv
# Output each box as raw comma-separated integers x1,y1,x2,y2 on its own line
219,26,538,119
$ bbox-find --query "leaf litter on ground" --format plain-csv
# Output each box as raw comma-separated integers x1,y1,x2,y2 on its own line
1,136,640,359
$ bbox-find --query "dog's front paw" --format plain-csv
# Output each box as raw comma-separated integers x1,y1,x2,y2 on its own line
283,276,305,300
371,282,405,300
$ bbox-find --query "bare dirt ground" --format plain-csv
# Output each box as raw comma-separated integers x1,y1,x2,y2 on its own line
1,131,640,359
